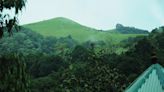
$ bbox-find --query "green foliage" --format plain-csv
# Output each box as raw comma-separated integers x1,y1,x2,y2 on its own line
149,27,164,66
30,49,128,92
0,0,26,37
30,55,67,78
134,37,154,56
117,56,141,76
0,1,28,91
0,0,26,13
0,28,77,56
0,54,30,92
71,45,90,62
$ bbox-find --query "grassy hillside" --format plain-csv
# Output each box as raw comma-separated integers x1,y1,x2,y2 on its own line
24,17,146,43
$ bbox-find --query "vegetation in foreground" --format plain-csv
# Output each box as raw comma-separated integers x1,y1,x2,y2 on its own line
0,25,164,92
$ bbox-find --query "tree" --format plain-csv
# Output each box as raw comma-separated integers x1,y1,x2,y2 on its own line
71,45,90,62
0,0,26,38
0,54,30,92
0,1,29,92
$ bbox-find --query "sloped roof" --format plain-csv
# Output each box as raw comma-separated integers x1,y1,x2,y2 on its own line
124,64,164,92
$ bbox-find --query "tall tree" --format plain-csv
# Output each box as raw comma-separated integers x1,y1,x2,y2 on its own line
0,54,30,92
0,1,29,92
0,0,26,38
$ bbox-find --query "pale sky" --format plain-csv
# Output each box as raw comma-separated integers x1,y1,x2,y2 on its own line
18,0,164,31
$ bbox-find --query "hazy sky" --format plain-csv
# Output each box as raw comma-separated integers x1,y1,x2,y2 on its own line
18,0,164,31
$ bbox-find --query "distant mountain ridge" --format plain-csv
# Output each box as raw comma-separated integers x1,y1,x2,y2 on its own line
116,24,149,34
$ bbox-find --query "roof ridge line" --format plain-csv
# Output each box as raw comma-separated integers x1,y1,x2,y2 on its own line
137,65,157,91
154,64,164,90
124,64,155,92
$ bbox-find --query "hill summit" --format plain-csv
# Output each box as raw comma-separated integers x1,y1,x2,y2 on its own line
24,17,96,32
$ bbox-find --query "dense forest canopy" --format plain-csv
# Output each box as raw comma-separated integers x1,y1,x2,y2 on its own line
0,25,164,92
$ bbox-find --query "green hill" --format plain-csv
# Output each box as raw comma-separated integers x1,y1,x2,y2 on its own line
116,24,149,34
23,17,146,43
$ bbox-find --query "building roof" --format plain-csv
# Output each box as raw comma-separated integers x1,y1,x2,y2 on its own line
124,64,164,92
